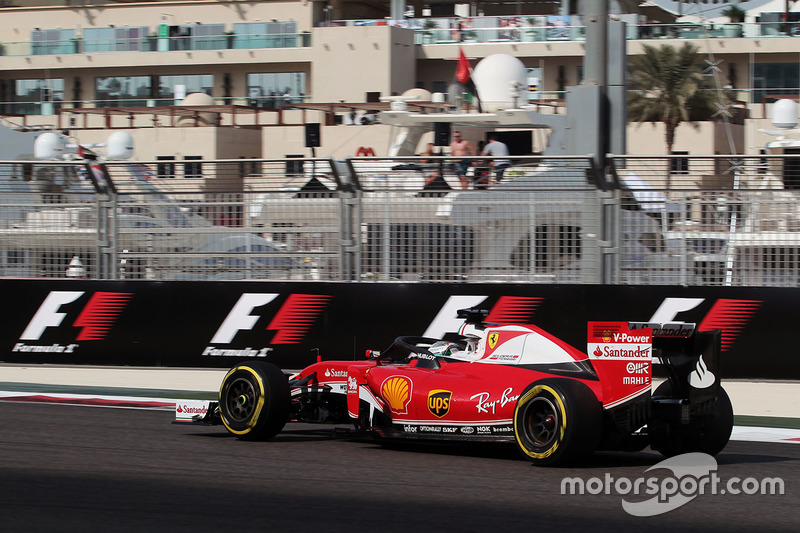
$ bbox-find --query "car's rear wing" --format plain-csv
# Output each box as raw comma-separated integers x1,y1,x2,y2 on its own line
628,322,696,338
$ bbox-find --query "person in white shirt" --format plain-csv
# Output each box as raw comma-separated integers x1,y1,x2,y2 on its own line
480,133,511,184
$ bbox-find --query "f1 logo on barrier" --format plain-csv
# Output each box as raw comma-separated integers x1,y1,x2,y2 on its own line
15,291,133,353
650,297,761,351
203,293,332,357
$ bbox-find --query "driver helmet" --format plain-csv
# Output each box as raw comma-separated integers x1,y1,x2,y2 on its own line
429,341,458,358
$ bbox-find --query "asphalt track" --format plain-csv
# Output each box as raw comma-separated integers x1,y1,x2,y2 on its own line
0,401,797,532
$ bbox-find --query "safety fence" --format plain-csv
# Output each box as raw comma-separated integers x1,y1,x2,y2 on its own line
1,154,799,287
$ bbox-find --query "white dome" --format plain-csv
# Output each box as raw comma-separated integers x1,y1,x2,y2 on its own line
181,92,215,106
34,132,66,160
472,54,528,111
401,88,433,101
772,99,798,129
178,92,217,126
106,131,134,160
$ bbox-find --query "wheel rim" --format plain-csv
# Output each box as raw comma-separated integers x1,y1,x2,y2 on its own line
525,396,559,448
226,377,258,422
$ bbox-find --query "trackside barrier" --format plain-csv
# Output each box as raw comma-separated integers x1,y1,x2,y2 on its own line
2,155,800,287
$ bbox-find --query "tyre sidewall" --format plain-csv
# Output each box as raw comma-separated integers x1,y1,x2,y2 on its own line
219,361,289,440
514,383,568,463
514,378,601,466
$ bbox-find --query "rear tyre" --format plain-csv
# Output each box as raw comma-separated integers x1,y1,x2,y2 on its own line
513,378,602,467
650,381,733,457
219,361,289,440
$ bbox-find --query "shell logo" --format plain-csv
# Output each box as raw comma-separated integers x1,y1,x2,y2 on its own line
381,376,412,414
488,332,500,350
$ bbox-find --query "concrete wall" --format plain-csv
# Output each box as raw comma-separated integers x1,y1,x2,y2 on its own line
310,26,416,103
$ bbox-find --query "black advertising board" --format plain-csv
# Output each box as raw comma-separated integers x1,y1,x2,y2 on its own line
0,279,790,379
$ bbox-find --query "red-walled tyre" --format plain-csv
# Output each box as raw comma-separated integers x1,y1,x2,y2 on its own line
219,361,289,440
513,378,602,467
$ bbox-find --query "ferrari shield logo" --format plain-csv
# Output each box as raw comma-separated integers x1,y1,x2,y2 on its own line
428,390,452,418
488,332,499,350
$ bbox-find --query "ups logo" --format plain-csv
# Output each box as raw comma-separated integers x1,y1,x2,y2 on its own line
428,390,452,418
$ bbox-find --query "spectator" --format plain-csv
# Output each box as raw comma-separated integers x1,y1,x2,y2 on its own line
481,133,511,184
449,130,476,189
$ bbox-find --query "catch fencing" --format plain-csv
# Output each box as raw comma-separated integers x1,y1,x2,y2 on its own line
1,154,799,287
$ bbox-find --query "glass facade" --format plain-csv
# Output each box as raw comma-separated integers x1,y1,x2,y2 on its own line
753,63,800,103
156,75,214,105
83,27,148,53
94,75,213,107
232,22,298,49
95,76,151,107
31,29,76,55
246,72,306,109
10,78,64,115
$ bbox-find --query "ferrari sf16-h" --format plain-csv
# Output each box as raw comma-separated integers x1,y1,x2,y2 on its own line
177,308,733,466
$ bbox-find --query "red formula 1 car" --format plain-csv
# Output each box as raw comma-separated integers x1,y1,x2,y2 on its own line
181,308,734,466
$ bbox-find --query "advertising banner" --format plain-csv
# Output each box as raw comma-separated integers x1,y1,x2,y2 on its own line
0,280,787,379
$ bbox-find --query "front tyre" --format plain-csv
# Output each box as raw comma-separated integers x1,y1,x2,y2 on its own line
513,378,602,467
219,361,289,440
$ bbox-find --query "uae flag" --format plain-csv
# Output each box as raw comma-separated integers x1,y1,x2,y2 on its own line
455,48,482,112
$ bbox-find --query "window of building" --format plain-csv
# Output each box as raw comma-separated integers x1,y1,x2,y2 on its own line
12,78,64,115
156,74,214,105
156,156,176,178
95,76,151,107
232,21,297,49
184,156,203,178
246,72,306,109
670,151,689,175
31,28,76,55
83,26,147,53
752,63,800,103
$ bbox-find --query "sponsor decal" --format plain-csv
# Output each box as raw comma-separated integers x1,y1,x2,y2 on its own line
175,400,211,422
470,387,519,415
622,376,650,385
688,355,715,389
205,293,330,357
348,376,358,392
591,344,651,360
202,347,271,357
381,376,412,415
324,368,348,379
16,291,132,354
460,426,475,435
487,353,521,362
626,362,649,374
427,390,452,418
487,332,499,350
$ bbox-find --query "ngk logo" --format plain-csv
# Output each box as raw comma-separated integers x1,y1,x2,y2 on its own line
14,291,132,353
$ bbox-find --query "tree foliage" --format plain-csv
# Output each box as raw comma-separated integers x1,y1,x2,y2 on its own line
628,43,727,154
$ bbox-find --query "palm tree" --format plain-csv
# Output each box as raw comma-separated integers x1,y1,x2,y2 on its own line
628,43,723,157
